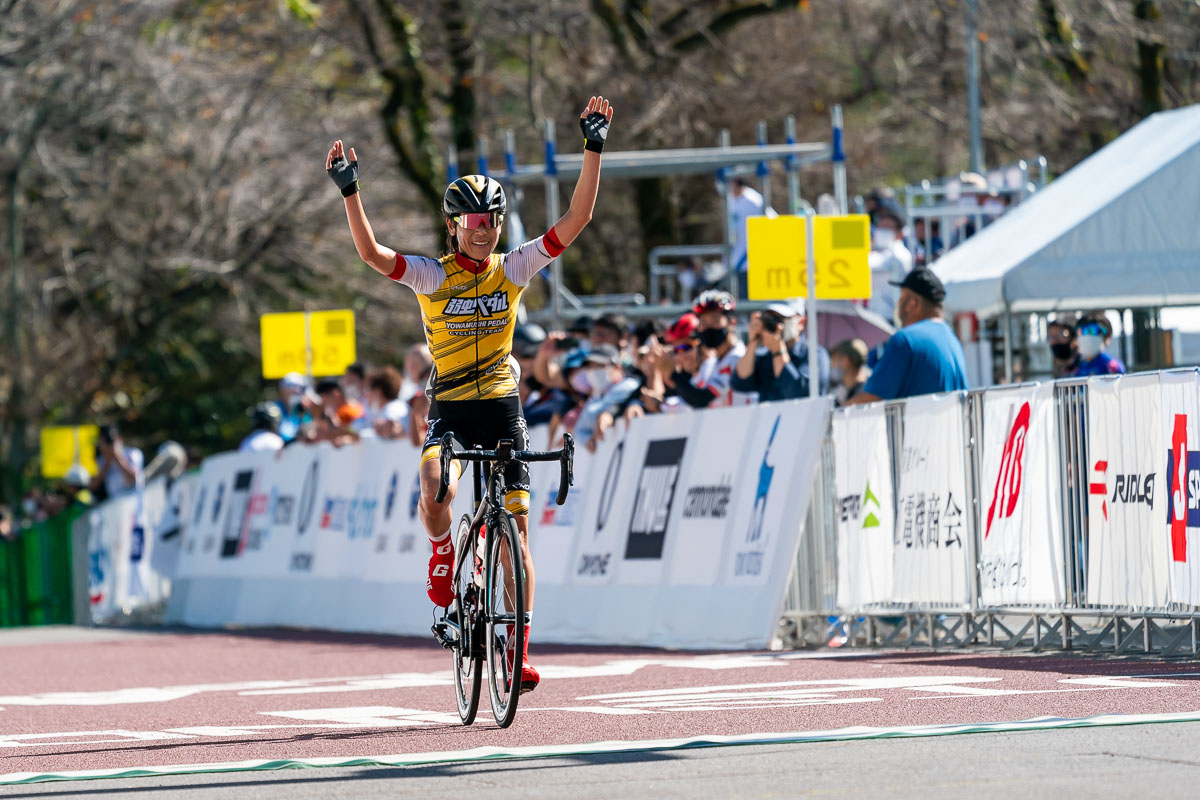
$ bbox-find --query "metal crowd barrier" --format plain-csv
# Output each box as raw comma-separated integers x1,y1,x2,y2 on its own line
780,371,1200,656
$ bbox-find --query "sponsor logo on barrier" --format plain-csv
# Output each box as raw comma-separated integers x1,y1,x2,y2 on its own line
346,484,379,541
577,553,611,576
399,534,416,554
626,438,687,560
746,416,781,545
290,552,313,571
409,473,421,520
1089,459,1155,523
985,401,1030,538
87,510,109,607
193,486,207,526
839,480,881,530
220,470,258,558
898,491,964,549
320,497,348,532
211,482,225,525
1166,414,1200,563
297,460,319,535
596,440,624,534
271,491,295,526
682,476,732,520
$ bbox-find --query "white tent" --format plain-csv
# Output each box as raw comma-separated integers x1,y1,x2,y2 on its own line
932,104,1200,318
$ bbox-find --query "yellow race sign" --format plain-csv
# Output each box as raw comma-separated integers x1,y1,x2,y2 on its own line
260,310,356,379
40,425,99,479
746,214,871,301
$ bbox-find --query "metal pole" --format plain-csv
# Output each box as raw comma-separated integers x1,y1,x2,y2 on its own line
446,143,459,182
831,105,847,214
304,312,313,377
504,129,517,178
720,128,737,297
756,120,770,210
805,210,819,399
785,115,801,215
476,134,488,176
1003,307,1014,383
966,0,984,174
544,119,562,325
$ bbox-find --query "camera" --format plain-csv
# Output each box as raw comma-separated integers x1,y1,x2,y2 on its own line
759,313,781,335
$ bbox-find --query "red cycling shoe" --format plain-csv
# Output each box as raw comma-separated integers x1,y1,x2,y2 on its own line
426,537,455,608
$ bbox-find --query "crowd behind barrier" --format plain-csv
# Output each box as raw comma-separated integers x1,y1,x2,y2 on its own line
783,367,1200,654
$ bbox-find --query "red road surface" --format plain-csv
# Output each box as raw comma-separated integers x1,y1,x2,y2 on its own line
2,629,1199,778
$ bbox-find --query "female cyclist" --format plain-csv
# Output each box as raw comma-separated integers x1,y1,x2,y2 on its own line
325,95,613,693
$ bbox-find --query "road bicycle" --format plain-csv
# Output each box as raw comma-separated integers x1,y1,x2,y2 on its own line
431,431,574,728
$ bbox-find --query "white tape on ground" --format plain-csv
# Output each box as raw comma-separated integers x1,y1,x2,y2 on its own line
5,709,1200,785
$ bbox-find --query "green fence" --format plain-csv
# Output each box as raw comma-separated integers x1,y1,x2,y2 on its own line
0,507,83,627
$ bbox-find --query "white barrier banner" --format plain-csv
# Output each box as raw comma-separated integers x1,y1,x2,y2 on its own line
669,406,757,587
167,400,832,649
87,479,170,622
892,393,971,605
978,383,1064,606
1086,374,1168,607
832,405,894,607
1161,370,1200,606
725,399,829,587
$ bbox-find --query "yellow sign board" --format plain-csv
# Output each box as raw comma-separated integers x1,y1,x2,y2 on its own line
260,310,356,379
40,425,99,479
746,214,872,301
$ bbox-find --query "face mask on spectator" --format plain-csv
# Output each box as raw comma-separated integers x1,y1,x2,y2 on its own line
1051,343,1074,360
585,368,614,395
569,371,591,396
1078,334,1104,359
698,328,726,349
830,364,845,384
872,228,896,250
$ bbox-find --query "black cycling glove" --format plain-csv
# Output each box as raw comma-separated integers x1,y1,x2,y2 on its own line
580,112,609,154
327,154,359,198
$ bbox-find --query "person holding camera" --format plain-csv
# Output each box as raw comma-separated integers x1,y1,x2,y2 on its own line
732,302,830,402
89,423,144,502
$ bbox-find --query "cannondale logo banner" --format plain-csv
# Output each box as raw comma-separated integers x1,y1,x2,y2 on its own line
384,471,399,521
626,438,686,560
211,482,225,524
595,440,625,534
297,459,320,535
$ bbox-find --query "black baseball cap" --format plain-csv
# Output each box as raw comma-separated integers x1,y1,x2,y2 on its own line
890,268,946,304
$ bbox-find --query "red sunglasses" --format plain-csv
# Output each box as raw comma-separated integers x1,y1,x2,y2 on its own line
453,212,503,230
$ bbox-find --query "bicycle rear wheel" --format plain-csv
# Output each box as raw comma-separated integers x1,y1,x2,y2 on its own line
451,514,482,725
485,510,525,728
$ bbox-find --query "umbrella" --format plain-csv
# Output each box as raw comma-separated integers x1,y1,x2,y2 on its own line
812,301,895,349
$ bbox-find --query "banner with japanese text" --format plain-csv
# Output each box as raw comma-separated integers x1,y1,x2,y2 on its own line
978,382,1064,606
892,393,972,606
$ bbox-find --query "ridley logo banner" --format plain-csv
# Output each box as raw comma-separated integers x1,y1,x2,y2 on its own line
985,401,1030,538
626,438,686,560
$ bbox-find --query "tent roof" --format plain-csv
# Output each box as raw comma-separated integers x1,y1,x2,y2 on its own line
932,104,1200,317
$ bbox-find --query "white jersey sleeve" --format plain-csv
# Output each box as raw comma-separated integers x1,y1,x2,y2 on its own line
502,227,567,287
388,254,444,295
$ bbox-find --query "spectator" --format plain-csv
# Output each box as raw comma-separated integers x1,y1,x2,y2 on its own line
314,378,364,443
675,256,700,301
275,372,314,443
866,198,914,324
90,423,144,501
364,366,409,439
514,324,574,430
400,344,432,403
1072,314,1126,377
239,403,284,452
591,313,630,355
1048,317,1081,378
638,313,698,414
570,344,645,452
829,338,871,406
61,464,94,510
864,186,897,226
726,177,774,297
680,290,749,408
846,268,968,404
0,504,13,542
733,302,830,402
910,218,944,267
407,359,434,448
342,362,367,404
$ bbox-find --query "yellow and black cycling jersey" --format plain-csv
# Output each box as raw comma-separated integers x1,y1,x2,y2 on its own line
386,228,566,402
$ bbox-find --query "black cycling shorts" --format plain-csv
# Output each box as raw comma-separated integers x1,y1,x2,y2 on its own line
421,395,531,514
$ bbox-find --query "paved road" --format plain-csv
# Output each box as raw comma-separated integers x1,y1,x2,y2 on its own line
2,626,1199,798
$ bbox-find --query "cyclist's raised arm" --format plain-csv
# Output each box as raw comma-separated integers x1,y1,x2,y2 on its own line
554,95,613,247
325,140,398,276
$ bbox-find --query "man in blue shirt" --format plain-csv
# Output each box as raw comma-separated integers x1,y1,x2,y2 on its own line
845,268,968,404
1070,314,1126,377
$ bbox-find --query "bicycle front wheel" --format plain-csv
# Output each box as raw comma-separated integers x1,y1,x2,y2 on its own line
452,514,482,725
485,510,525,728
